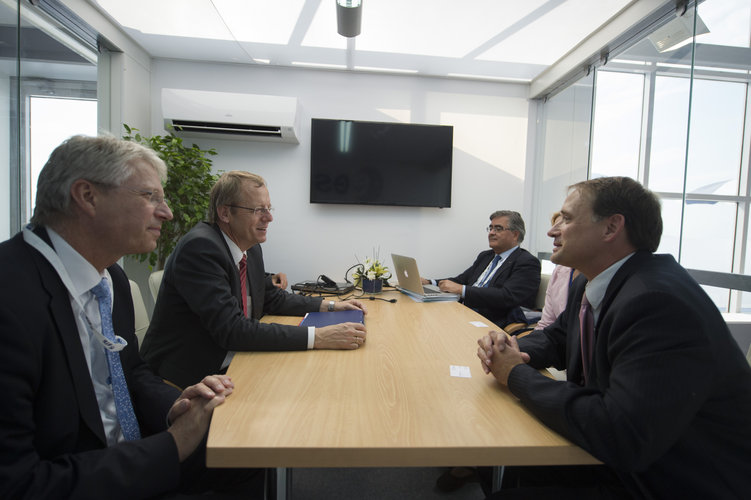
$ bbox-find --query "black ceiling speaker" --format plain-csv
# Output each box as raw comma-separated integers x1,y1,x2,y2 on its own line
336,0,362,38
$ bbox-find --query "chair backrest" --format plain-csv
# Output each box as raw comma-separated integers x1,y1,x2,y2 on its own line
747,344,751,367
535,273,551,310
129,280,149,348
148,270,164,301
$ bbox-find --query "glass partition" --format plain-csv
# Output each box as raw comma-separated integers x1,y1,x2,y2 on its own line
2,0,97,237
581,0,751,311
0,0,18,241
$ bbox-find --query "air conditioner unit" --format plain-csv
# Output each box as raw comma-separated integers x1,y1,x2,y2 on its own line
161,88,300,144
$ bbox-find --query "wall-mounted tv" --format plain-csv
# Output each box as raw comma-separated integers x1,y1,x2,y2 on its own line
310,118,453,208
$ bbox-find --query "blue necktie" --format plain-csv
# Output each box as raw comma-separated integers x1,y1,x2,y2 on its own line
480,255,502,287
90,279,141,441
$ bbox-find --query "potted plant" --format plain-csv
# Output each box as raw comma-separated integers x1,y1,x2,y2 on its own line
123,125,218,269
353,251,392,293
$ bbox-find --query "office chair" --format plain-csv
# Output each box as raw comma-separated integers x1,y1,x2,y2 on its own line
506,273,551,337
129,280,150,348
148,270,164,301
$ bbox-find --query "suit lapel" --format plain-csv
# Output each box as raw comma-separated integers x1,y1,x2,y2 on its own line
598,251,646,325
470,251,495,284
247,245,266,319
209,222,245,315
488,247,518,285
29,230,108,444
569,253,643,385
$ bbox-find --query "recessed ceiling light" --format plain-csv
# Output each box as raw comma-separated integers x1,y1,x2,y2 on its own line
291,61,348,70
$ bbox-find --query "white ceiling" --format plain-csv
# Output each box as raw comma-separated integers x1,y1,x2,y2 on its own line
90,0,643,88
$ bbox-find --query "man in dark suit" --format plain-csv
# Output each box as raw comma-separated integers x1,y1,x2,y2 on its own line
141,171,367,389
423,210,540,327
0,135,254,499
478,177,751,498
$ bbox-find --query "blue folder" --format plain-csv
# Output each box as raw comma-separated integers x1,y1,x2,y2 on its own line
299,309,365,327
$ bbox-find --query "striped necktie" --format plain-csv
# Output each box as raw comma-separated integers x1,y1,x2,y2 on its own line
579,292,595,384
239,254,248,317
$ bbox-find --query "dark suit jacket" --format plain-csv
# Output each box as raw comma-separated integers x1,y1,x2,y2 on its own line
0,229,182,500
444,247,540,327
142,222,323,389
510,251,751,498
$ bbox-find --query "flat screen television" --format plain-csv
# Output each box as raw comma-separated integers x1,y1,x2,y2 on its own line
310,118,453,208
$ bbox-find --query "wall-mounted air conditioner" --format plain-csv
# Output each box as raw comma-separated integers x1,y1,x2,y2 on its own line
161,88,300,144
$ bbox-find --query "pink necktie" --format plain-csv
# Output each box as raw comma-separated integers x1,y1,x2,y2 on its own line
579,293,594,384
239,254,248,317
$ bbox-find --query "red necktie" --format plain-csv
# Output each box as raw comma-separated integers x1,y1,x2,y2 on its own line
579,292,594,384
239,254,248,317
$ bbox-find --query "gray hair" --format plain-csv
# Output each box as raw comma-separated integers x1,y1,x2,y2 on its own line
208,171,266,224
489,210,526,243
31,135,166,226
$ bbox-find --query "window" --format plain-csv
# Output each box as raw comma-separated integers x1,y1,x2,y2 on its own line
27,92,98,222
585,0,751,311
590,72,644,180
2,0,98,238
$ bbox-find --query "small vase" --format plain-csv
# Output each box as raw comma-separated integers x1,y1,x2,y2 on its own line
362,278,383,294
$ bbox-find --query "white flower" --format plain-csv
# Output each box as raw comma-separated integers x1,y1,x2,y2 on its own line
366,270,376,280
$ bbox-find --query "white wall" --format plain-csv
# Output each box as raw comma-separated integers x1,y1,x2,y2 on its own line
61,0,152,135
151,61,534,286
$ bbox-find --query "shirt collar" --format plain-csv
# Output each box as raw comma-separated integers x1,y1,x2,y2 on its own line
47,228,110,298
584,252,635,312
496,245,519,261
220,230,246,267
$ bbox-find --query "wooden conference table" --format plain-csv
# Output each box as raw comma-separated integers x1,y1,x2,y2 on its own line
207,290,598,494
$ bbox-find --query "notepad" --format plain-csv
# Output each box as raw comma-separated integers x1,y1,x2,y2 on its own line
299,310,365,327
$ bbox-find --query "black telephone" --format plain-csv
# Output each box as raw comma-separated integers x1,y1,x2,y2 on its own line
318,274,338,288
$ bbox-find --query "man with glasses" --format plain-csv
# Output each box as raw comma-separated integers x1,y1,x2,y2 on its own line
422,210,540,330
0,136,258,498
142,171,367,389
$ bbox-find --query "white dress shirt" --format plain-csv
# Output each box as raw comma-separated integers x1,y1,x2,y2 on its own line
47,229,123,445
220,233,315,370
583,252,635,324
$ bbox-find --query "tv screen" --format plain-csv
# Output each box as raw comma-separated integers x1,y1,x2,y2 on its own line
310,118,453,208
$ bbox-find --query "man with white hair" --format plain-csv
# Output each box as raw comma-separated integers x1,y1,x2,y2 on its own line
0,135,259,499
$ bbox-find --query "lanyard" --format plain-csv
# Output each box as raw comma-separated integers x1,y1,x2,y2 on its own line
477,255,501,287
23,225,127,352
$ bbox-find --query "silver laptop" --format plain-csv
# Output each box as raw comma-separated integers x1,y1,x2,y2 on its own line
391,254,460,302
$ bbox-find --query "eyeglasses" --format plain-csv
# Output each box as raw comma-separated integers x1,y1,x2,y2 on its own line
486,225,513,233
121,187,168,207
227,205,274,217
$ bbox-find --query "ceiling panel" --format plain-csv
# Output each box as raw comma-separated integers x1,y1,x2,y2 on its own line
91,0,639,84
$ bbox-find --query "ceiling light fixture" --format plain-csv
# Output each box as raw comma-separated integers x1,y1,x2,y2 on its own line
647,10,709,53
336,0,362,38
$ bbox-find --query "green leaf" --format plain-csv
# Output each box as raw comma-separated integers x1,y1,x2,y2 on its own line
122,123,219,270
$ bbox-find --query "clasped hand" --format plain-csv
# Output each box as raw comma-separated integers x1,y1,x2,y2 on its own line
477,330,530,386
167,374,234,461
